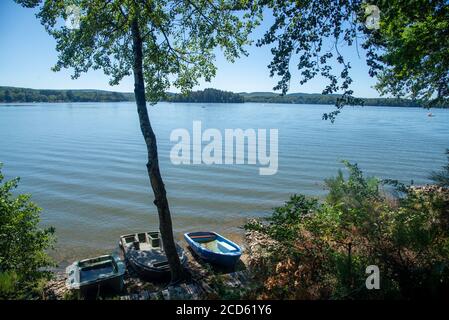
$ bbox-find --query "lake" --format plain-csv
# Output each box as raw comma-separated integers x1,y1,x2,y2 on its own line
0,102,448,266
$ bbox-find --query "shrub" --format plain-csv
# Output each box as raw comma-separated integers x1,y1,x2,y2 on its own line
0,164,55,299
245,161,449,299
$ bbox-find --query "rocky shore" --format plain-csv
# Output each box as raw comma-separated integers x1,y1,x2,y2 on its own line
44,245,254,300
409,184,449,195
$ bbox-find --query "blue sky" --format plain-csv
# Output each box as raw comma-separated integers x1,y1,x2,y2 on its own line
0,1,380,97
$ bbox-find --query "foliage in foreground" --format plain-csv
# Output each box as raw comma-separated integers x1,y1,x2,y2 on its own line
245,161,449,299
0,164,55,299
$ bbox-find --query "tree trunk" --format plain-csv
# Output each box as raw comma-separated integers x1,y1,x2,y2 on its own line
131,17,185,282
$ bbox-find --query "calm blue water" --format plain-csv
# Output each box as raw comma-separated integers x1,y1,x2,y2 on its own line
0,102,448,263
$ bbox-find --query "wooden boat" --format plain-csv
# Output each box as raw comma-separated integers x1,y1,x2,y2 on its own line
65,254,125,294
184,231,242,267
119,231,187,280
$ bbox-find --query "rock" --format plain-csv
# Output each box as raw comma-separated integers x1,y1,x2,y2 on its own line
244,221,279,269
43,273,69,300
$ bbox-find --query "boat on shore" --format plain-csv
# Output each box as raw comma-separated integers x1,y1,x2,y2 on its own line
184,231,242,268
119,231,187,280
65,254,125,294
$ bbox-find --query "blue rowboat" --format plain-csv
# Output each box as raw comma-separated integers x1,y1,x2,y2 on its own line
184,232,242,267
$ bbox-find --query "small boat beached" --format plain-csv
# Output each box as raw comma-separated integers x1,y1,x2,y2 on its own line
65,254,125,294
184,231,242,268
119,231,187,280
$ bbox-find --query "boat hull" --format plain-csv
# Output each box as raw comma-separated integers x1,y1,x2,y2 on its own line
125,251,187,280
184,232,242,268
65,254,125,295
71,275,124,295
119,231,187,280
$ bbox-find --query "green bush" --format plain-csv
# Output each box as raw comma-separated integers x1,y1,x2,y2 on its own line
245,161,449,299
0,164,55,299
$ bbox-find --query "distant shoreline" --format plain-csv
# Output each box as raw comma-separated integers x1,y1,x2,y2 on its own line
1,86,446,108
0,101,432,109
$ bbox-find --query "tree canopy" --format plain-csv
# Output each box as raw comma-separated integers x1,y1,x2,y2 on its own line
363,0,449,108
257,0,449,120
17,0,257,102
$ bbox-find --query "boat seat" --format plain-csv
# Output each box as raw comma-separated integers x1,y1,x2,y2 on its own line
139,243,153,251
217,241,237,253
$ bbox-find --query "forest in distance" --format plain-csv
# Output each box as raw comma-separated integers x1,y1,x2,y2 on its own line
1,86,445,108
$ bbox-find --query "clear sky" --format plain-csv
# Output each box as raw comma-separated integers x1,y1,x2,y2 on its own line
0,1,380,97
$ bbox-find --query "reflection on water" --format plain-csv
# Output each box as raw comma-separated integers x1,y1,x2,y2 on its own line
0,102,448,265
